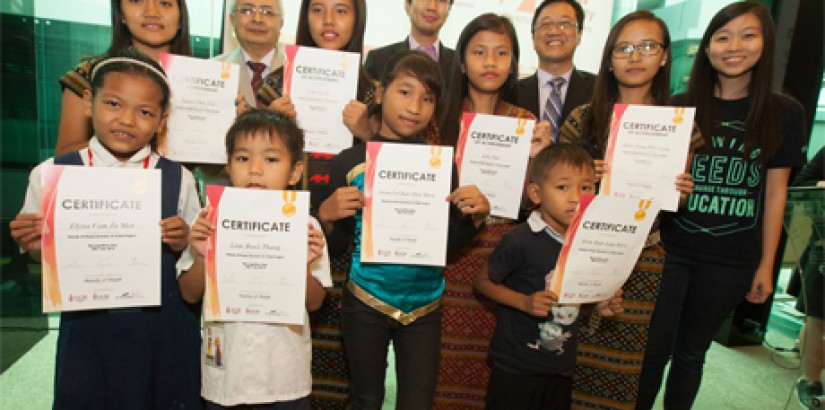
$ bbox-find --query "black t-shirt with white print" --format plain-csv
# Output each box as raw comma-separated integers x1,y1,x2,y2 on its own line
487,220,580,377
661,93,806,268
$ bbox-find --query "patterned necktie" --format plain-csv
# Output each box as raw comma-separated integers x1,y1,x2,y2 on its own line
542,77,566,142
247,61,266,95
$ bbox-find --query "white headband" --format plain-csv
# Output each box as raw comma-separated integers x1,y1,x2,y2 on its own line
90,57,169,86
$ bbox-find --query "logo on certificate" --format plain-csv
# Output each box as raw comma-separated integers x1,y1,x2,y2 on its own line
220,63,232,80
430,146,443,169
635,199,652,221
515,111,528,136
282,190,297,217
673,107,686,125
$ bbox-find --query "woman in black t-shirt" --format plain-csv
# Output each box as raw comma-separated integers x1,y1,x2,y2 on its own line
636,3,807,409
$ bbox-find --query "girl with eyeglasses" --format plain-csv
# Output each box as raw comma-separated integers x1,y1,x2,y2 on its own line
56,0,192,156
556,11,701,409
636,3,807,409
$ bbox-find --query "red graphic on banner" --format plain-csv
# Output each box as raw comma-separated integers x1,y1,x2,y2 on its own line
501,0,535,12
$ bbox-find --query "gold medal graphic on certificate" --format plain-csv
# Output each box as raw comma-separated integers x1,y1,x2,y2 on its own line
673,106,686,124
430,146,443,169
282,190,297,217
635,199,652,221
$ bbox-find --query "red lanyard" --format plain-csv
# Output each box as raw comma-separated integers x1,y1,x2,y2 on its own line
87,148,151,169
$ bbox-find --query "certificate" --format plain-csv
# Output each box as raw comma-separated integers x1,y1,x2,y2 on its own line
549,195,660,304
283,45,360,154
159,53,240,164
456,112,534,219
361,142,453,266
601,104,695,211
40,166,161,312
203,186,309,324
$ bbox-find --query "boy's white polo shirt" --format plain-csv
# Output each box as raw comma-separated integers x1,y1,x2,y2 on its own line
178,216,332,406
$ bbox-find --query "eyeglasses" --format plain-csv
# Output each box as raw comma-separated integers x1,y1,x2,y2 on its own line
612,41,664,58
235,6,280,18
535,20,579,33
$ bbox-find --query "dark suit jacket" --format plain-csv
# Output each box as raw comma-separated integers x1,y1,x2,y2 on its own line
514,68,596,121
364,37,455,82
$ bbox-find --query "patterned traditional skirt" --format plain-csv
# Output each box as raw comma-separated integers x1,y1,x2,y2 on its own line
572,244,666,410
310,252,351,410
434,220,516,410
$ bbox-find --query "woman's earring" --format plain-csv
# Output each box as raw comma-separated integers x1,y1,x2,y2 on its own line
660,60,666,66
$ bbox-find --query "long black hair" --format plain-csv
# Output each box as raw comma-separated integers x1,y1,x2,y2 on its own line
439,13,521,147
580,10,671,158
108,0,192,56
294,0,373,100
685,1,779,162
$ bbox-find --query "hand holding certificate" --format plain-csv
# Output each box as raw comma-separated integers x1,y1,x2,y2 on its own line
203,186,309,324
456,113,534,219
549,195,660,304
601,104,695,211
159,54,240,164
361,142,453,266
40,166,161,312
283,45,360,154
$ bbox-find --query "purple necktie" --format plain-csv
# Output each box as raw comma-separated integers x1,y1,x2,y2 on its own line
420,45,437,61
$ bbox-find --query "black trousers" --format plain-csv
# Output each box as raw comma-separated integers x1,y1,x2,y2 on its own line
485,364,572,410
340,287,442,410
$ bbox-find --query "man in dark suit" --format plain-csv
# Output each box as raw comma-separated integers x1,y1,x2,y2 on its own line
515,0,595,140
364,0,455,81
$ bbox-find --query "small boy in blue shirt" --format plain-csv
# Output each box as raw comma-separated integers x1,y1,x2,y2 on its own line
475,143,624,409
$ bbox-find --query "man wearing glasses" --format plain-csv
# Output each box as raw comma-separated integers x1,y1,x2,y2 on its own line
515,0,595,142
216,0,285,108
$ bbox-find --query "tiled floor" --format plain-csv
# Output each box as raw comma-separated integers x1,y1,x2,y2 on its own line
0,268,809,410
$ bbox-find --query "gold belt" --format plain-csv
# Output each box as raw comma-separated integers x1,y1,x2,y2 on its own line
346,280,442,325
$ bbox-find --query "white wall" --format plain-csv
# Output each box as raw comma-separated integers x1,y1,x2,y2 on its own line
233,0,615,75
34,0,225,38
29,0,613,74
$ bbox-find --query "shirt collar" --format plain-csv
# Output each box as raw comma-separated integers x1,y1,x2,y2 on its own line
88,135,153,167
408,36,440,60
242,47,277,70
527,210,565,244
537,67,573,87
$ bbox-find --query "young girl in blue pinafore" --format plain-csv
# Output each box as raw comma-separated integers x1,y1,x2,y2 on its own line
10,48,202,409
316,50,490,410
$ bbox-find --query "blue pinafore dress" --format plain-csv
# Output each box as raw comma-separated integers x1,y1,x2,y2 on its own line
52,152,201,410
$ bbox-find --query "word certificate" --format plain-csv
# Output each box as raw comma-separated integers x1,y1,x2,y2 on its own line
283,45,360,154
361,142,453,266
601,104,695,211
456,112,533,219
41,166,161,312
204,186,308,324
549,195,659,304
160,53,239,164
